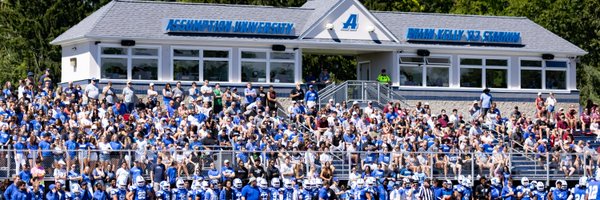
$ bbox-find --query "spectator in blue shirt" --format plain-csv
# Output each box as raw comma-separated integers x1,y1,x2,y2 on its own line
479,88,493,119
3,176,20,200
18,164,31,184
241,178,260,200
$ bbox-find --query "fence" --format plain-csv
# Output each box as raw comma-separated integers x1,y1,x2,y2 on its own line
2,148,597,185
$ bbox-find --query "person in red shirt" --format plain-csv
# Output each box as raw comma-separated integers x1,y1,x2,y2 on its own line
535,92,544,115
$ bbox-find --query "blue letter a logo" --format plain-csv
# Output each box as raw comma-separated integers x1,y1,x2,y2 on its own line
342,14,358,31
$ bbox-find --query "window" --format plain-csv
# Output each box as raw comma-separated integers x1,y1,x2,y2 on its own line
520,59,568,90
100,46,159,80
241,50,296,83
459,57,508,88
172,48,230,82
399,56,449,87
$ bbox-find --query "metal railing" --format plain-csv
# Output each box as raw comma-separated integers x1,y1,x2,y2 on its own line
318,80,411,109
3,149,597,184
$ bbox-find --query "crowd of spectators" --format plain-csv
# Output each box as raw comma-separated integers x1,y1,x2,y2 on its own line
0,69,598,199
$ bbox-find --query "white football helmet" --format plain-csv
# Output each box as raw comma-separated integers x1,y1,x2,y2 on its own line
491,177,500,186
314,179,323,188
259,178,268,189
303,179,312,190
271,178,280,188
160,181,170,191
136,176,145,187
201,181,209,190
537,182,545,191
283,179,292,189
521,177,530,186
356,178,365,189
176,179,185,189
234,178,243,189
580,176,588,187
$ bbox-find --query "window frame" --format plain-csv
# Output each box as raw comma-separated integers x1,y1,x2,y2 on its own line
458,56,510,89
238,48,297,84
98,44,161,81
171,46,232,82
519,57,569,90
398,54,452,88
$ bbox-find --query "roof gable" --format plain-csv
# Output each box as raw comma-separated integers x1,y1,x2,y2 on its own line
300,0,398,43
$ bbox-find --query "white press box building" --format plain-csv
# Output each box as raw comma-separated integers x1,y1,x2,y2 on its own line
52,0,587,110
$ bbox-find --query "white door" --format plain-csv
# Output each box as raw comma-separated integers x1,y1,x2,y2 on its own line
358,61,371,80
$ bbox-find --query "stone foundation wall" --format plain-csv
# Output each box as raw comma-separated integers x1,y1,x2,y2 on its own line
405,100,577,118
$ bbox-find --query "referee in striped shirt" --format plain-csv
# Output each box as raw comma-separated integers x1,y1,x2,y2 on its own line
418,178,435,200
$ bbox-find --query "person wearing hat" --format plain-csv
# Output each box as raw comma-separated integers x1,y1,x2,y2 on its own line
222,160,236,182
377,69,391,85
479,88,493,119
122,81,136,113
93,181,108,200
241,177,260,200
84,78,100,102
101,81,116,106
304,85,318,109
535,92,544,115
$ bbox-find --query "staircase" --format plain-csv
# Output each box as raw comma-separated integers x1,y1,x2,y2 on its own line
318,80,411,109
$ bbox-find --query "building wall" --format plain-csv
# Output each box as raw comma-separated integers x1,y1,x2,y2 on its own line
356,51,394,81
61,42,94,83
399,89,580,118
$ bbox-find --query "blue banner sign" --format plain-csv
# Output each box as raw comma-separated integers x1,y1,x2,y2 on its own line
406,28,521,44
165,19,295,36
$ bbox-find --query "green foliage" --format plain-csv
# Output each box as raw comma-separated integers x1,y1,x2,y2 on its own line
1,0,599,103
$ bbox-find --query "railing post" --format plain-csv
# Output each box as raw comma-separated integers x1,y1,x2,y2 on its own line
348,152,352,178
429,153,433,177
6,149,10,179
583,153,586,177
471,152,475,182
546,151,549,185
377,84,380,103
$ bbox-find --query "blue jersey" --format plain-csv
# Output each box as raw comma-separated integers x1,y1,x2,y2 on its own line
282,188,295,200
155,190,172,200
29,190,44,200
111,188,128,200
300,189,313,200
552,189,569,200
132,186,150,200
188,189,204,200
532,190,547,200
259,188,270,200
175,188,189,200
588,180,600,200
573,187,587,200
454,185,471,200
490,186,502,200
269,188,281,200
233,188,243,200
516,185,532,200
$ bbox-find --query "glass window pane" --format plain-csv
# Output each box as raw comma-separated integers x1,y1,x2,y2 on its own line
399,66,422,86
173,60,199,81
399,57,424,64
101,47,126,55
271,52,295,60
460,68,482,87
132,48,158,56
100,58,127,79
486,69,507,88
460,58,482,66
132,59,158,80
546,61,568,68
204,61,229,82
204,50,229,58
486,59,508,66
546,70,566,89
426,57,450,65
520,60,542,67
270,62,295,83
426,67,449,87
242,51,267,59
173,49,199,57
521,70,542,89
241,62,267,82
